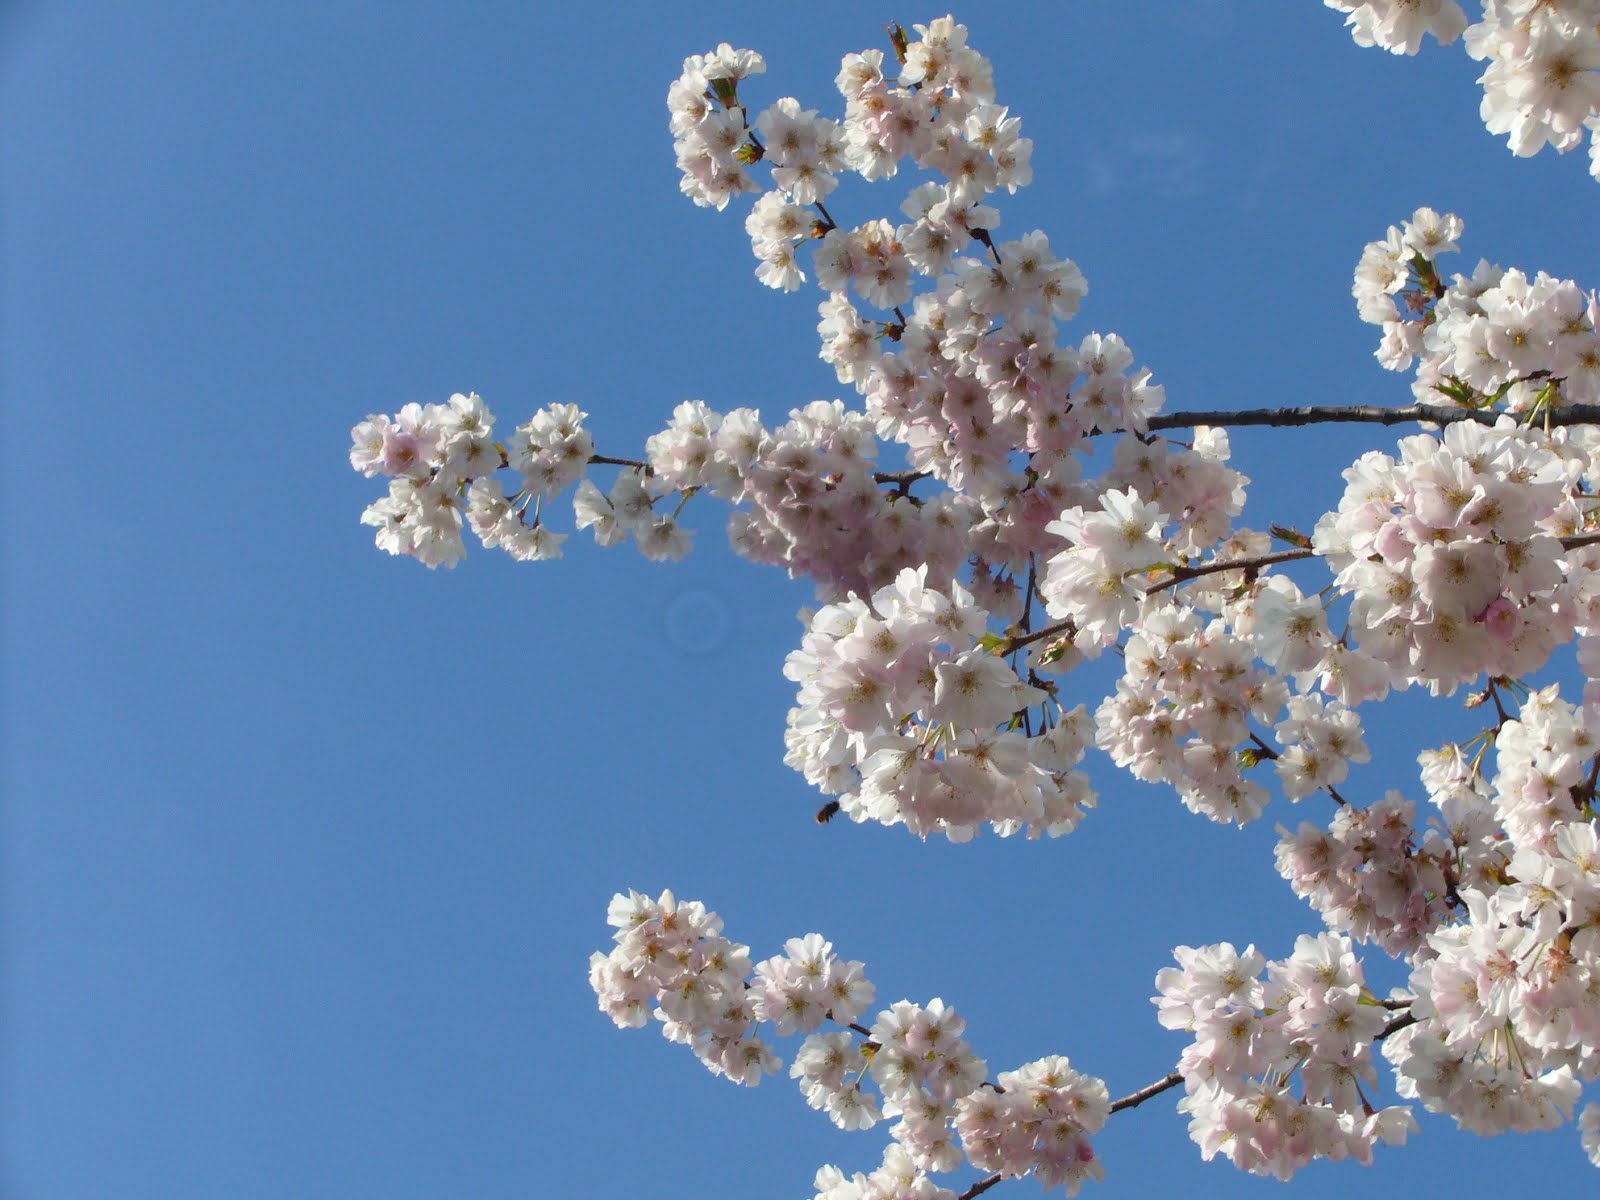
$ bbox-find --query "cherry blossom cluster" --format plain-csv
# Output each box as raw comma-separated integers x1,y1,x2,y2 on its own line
1311,417,1591,694
1154,934,1417,1180
588,888,779,1085
592,890,1113,1197
1226,572,1394,709
668,10,1205,546
643,397,978,599
1383,809,1600,1134
781,565,1097,840
350,394,598,568
1353,206,1600,408
1271,693,1371,801
952,1057,1109,1196
1092,602,1287,825
810,1145,956,1200
1275,792,1459,957
1487,685,1600,848
352,15,1255,617
669,18,1028,279
1326,1,1600,182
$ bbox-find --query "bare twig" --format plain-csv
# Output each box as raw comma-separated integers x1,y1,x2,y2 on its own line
1109,1070,1185,1113
1143,548,1316,595
589,453,651,471
1145,402,1600,432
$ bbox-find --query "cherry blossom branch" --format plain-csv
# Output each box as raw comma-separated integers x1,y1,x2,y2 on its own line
597,401,1600,503
954,1004,1420,1200
1143,548,1315,595
1145,402,1600,433
1140,531,1600,600
952,1070,1185,1199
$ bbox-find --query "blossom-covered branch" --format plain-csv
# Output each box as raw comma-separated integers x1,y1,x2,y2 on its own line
348,10,1600,1188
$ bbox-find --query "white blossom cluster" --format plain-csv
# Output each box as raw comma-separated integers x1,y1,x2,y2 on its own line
1093,603,1287,825
810,1145,956,1200
670,11,1191,541
1327,1,1600,181
782,566,1096,840
592,891,1110,1197
1353,206,1600,407
1264,690,1600,1144
669,17,1029,287
1489,686,1600,847
644,397,977,599
350,392,501,568
953,1057,1109,1196
1312,417,1592,694
587,888,779,1085
1275,792,1458,957
1154,934,1418,1180
1384,808,1600,1134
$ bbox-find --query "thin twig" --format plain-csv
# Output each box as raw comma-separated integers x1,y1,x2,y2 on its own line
956,1176,1003,1200
1108,1070,1184,1113
1379,1009,1419,1039
1139,531,1600,600
1144,402,1600,432
589,453,651,471
999,618,1074,655
1143,548,1316,595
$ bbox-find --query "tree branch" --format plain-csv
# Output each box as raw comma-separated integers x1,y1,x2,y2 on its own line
997,617,1074,655
1379,1009,1419,1039
1145,402,1600,432
1108,1070,1184,1113
1143,548,1315,595
1140,531,1600,599
951,1006,1425,1200
873,468,930,497
589,453,651,471
956,1176,1003,1200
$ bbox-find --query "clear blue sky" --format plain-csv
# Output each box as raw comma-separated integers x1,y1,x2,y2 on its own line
4,2,1598,1196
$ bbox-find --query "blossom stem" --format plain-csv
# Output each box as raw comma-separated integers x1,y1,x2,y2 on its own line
589,453,651,471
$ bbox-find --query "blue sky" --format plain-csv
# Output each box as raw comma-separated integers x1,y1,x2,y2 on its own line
4,2,1599,1196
